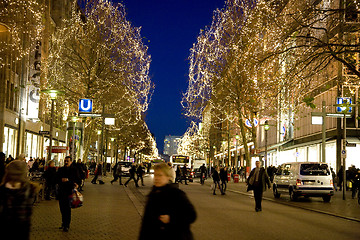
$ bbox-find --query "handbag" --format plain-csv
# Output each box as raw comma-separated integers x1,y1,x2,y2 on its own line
69,189,83,208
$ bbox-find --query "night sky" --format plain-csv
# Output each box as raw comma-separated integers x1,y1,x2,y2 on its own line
119,0,225,153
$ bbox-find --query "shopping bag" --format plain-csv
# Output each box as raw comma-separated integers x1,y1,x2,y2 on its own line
69,189,83,208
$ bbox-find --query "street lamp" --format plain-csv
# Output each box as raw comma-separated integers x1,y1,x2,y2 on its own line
235,134,239,174
222,141,226,166
264,120,270,169
70,116,79,161
41,89,64,162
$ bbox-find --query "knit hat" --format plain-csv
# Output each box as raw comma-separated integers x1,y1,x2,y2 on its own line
5,160,28,182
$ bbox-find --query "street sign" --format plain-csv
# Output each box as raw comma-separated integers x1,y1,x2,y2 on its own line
336,97,352,113
39,131,50,135
346,142,356,147
341,149,347,158
326,113,352,118
79,99,93,113
79,113,102,117
46,146,68,153
245,118,259,128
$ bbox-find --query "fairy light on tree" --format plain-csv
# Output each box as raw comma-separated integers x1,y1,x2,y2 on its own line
43,0,153,158
0,0,44,66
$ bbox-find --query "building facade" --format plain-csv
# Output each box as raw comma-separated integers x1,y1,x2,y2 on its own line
163,135,182,156
0,0,73,165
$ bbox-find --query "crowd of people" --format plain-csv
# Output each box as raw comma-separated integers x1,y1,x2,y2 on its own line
1,151,359,239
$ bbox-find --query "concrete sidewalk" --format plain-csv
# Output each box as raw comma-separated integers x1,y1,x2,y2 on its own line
217,179,360,222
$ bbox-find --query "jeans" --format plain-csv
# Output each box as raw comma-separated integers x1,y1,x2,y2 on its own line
213,181,223,194
221,181,227,193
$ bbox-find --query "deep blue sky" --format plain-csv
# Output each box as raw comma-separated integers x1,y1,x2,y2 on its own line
119,0,225,153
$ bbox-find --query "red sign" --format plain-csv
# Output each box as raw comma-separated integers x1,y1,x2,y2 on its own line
46,146,69,153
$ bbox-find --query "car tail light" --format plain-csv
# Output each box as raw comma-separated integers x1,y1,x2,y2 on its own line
296,179,302,186
191,172,194,176
330,179,333,187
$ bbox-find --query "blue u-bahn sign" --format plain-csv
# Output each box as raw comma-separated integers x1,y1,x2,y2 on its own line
79,99,93,113
336,97,352,113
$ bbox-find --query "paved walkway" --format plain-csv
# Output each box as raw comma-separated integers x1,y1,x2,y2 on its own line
30,175,151,240
30,175,359,239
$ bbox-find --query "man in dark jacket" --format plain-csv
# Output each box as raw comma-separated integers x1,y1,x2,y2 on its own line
137,163,145,186
212,166,223,195
247,160,271,212
220,166,228,194
199,164,207,185
110,162,123,185
43,160,57,200
57,156,81,232
124,163,139,187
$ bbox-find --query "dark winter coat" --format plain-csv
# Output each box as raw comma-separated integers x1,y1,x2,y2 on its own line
136,166,145,176
95,163,103,176
43,166,57,186
0,182,37,240
220,168,228,182
56,166,81,197
212,170,220,182
247,167,271,192
139,183,196,240
129,165,137,177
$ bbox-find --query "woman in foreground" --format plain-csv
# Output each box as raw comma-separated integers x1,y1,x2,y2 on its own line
139,163,197,240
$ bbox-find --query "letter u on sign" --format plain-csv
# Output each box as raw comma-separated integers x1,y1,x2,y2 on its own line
79,99,93,113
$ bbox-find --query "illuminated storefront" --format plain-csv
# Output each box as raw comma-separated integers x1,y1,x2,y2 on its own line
3,126,17,158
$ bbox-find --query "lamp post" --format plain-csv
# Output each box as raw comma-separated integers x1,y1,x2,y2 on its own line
235,134,239,174
97,130,101,163
41,89,64,162
264,120,270,169
222,141,226,166
70,116,79,161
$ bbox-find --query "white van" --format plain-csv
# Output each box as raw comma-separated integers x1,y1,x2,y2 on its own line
273,162,334,202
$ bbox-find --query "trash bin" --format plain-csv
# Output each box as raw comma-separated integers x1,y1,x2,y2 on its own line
227,173,231,181
234,174,239,183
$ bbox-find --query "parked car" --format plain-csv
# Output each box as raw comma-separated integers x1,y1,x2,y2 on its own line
273,162,334,202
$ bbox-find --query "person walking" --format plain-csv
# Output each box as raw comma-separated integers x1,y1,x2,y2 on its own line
124,163,139,187
220,166,228,194
110,162,123,185
338,166,343,191
137,163,146,186
330,167,337,191
175,165,182,184
199,164,207,185
139,163,196,240
0,160,38,240
247,160,271,212
43,160,57,200
182,164,188,185
212,166,223,195
75,159,87,191
56,156,81,232
91,162,103,184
